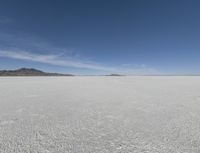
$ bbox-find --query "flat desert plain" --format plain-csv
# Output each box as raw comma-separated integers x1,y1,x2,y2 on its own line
1,76,200,153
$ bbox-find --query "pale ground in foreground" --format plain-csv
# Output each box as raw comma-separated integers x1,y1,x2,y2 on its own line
1,76,200,153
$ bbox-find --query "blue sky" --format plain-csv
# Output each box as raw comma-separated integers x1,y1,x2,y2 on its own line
0,0,200,75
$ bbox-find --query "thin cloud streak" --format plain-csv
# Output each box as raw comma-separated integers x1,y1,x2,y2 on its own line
0,50,159,75
0,32,159,75
0,50,115,71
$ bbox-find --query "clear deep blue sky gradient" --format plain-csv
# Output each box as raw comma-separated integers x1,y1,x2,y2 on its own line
0,0,200,75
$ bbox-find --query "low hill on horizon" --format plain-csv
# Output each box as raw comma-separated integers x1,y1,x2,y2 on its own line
0,68,74,76
106,74,125,76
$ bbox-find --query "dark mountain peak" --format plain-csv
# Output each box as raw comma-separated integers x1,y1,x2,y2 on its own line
15,68,44,73
17,68,38,71
0,68,74,76
107,74,125,76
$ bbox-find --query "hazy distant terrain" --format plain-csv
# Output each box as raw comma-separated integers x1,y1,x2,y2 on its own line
1,76,200,153
0,68,74,76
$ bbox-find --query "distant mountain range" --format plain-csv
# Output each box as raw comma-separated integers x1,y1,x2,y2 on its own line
0,68,74,76
106,74,125,76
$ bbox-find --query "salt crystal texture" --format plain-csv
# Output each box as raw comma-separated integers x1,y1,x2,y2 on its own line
0,76,200,152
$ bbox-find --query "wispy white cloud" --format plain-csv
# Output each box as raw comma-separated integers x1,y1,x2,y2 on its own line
0,49,159,75
0,32,160,75
0,49,110,70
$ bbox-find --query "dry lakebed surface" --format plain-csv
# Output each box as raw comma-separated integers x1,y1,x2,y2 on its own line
1,76,200,153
